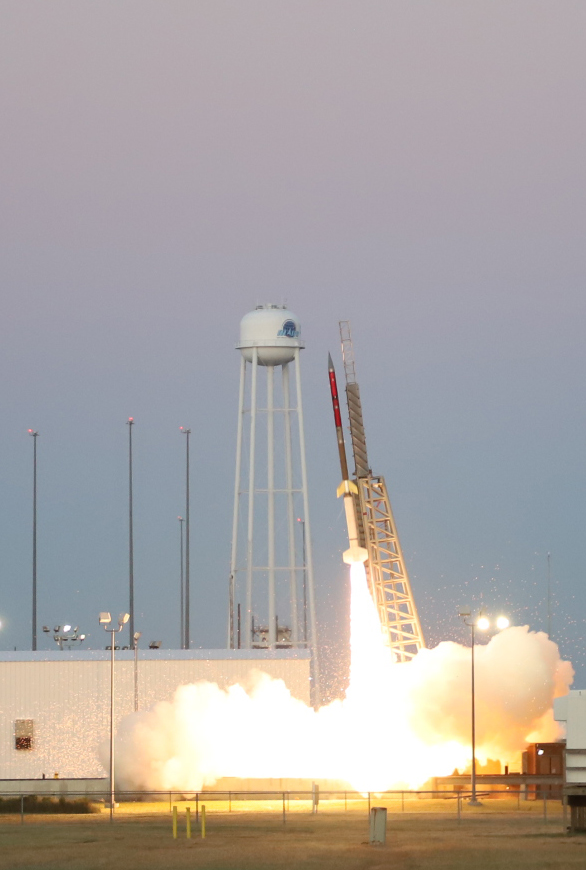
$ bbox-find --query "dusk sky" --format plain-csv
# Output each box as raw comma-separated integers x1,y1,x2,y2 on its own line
1,1,585,695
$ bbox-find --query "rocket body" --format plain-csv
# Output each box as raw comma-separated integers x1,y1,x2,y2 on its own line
328,354,349,481
338,479,368,565
328,354,368,565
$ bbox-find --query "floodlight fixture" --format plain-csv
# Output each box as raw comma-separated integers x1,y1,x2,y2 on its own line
496,616,510,630
99,612,112,625
476,616,490,631
118,612,130,626
149,640,162,649
51,623,86,650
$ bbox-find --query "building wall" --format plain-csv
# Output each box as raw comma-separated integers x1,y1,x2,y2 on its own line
554,691,586,784
0,649,310,779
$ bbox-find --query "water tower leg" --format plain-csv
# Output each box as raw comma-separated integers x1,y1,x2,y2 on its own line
267,365,276,647
294,349,321,704
228,357,246,648
282,364,299,645
245,348,258,649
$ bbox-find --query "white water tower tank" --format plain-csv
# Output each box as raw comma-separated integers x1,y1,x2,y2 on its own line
237,304,304,367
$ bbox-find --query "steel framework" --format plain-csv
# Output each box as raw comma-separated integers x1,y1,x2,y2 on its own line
228,345,320,703
339,321,425,661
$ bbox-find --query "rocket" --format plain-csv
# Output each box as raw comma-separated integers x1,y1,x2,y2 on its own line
328,354,368,565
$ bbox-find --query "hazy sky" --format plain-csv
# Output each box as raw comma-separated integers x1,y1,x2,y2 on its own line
1,1,585,695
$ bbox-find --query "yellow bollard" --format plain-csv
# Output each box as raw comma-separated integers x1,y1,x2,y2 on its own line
172,805,177,839
201,804,206,838
186,806,191,839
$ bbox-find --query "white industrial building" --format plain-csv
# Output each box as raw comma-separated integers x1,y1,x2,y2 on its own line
0,649,310,783
554,689,586,831
554,689,586,787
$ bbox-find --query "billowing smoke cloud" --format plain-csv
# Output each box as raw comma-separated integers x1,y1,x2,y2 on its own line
113,564,573,793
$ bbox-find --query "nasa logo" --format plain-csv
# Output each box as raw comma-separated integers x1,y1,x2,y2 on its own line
278,319,299,338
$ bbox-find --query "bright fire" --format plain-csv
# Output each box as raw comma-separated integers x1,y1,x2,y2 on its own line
114,563,573,792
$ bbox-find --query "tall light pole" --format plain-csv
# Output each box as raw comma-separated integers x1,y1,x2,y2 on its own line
133,630,141,712
459,609,509,806
28,430,39,651
178,516,184,649
547,551,552,638
180,428,191,649
99,611,130,821
127,418,134,645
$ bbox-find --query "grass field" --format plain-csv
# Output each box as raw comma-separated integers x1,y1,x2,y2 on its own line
0,801,583,870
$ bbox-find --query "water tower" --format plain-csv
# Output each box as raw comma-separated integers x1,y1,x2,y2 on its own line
228,305,319,688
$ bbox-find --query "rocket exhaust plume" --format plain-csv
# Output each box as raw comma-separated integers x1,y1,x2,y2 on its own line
112,563,573,793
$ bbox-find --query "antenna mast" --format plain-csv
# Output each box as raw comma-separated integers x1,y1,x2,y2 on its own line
339,321,425,661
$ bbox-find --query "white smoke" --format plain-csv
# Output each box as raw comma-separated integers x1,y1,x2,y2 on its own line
113,564,573,792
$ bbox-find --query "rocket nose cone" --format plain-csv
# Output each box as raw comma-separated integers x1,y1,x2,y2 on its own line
328,352,334,371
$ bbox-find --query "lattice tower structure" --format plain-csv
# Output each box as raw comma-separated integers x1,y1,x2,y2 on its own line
339,321,425,661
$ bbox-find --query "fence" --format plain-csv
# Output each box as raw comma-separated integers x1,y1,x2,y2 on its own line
0,788,564,826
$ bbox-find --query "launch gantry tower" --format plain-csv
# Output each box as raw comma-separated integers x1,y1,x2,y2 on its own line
339,321,425,662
